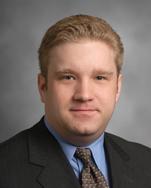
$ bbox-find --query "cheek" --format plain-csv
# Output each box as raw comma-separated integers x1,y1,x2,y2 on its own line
49,86,72,107
98,85,118,106
53,83,74,101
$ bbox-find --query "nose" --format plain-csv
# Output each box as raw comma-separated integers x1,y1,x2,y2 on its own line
73,79,93,102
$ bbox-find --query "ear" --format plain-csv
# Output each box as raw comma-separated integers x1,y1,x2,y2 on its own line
116,73,122,103
37,73,47,103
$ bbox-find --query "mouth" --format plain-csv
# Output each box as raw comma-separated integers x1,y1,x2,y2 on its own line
70,109,97,111
69,108,99,117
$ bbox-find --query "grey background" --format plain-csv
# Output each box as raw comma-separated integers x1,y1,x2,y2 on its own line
0,0,151,147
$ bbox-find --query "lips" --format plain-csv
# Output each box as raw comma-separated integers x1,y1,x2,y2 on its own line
69,107,99,117
70,106,99,111
70,109,97,111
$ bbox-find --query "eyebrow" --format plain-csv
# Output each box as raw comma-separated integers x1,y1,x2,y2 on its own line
55,69,114,76
93,70,114,76
55,69,77,75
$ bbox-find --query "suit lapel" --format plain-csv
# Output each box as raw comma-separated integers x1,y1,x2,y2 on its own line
27,120,149,188
104,133,147,188
27,119,80,188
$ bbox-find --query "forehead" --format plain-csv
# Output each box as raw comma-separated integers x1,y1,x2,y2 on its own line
48,40,116,73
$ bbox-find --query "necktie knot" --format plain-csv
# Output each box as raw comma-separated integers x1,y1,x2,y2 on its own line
75,148,92,166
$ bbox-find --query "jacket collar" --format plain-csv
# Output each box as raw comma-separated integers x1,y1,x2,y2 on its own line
104,133,148,188
27,118,148,188
28,118,80,188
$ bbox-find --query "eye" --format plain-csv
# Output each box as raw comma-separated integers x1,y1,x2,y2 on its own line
62,74,75,80
96,75,106,80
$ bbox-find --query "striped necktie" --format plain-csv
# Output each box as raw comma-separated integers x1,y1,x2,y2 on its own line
75,148,109,188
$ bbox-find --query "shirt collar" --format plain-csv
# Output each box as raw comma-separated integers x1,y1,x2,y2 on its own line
44,117,105,166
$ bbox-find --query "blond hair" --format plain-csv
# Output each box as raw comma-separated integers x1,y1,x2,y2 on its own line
38,14,124,77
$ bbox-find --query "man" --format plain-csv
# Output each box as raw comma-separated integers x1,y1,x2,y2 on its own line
0,15,151,188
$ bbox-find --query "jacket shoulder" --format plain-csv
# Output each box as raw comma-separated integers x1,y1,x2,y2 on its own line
0,119,43,156
0,128,30,162
105,132,151,165
0,122,44,188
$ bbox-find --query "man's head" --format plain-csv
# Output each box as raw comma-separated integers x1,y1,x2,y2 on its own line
38,15,124,146
38,14,124,80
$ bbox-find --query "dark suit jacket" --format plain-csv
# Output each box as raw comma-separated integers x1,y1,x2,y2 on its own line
0,118,151,188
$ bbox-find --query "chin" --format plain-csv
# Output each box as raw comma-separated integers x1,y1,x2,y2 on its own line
63,119,105,138
72,127,100,137
68,129,102,146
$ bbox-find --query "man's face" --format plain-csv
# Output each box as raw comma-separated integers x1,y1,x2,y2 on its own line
38,40,122,146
